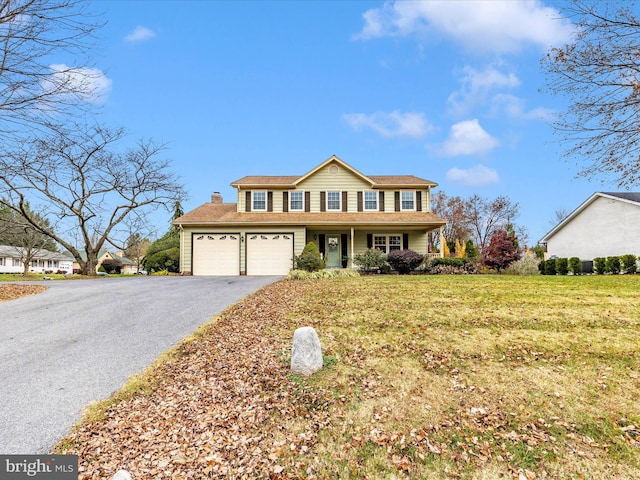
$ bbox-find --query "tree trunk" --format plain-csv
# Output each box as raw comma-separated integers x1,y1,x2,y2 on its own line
81,253,100,276
23,262,30,276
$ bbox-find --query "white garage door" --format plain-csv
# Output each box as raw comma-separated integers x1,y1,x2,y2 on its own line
247,233,293,275
192,234,240,275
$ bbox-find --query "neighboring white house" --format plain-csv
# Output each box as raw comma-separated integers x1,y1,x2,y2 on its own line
539,192,640,260
0,245,74,274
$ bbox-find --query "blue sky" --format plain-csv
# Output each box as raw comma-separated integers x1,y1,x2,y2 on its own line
82,0,620,244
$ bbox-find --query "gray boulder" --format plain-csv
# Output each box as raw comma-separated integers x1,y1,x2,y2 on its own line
113,470,132,480
290,326,323,376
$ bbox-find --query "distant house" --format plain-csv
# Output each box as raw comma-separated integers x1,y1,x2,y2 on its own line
0,245,73,274
72,250,138,274
540,192,640,260
173,155,446,276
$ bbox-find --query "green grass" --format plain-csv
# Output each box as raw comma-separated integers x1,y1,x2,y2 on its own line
280,275,640,479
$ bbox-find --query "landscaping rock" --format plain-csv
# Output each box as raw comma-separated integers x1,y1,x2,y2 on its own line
290,326,323,376
112,470,132,480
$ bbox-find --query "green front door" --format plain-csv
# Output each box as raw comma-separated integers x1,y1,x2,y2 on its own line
326,236,341,268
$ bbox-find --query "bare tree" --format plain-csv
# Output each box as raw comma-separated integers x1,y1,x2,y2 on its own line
542,1,640,188
0,123,186,275
549,208,570,228
0,0,103,137
467,194,520,254
431,191,472,246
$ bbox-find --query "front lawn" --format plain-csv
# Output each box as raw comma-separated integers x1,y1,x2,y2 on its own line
57,275,640,479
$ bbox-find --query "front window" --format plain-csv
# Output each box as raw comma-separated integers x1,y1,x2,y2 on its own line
0,258,3,266
401,191,415,210
13,258,21,267
252,191,266,211
290,191,303,211
364,191,378,211
374,234,402,253
327,191,341,211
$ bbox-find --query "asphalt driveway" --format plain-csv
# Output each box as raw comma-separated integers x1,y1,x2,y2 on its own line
0,275,280,454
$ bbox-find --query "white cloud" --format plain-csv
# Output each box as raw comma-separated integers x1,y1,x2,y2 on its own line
44,64,112,104
343,111,434,138
355,0,574,54
446,164,500,186
448,65,520,116
439,119,499,156
125,26,156,43
490,93,555,121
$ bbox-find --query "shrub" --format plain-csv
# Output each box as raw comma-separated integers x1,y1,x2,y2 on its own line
505,254,540,275
538,260,545,274
144,247,180,273
543,259,556,275
605,256,621,274
387,249,424,274
353,248,388,272
287,269,359,280
483,229,521,273
556,257,569,276
425,257,479,274
568,257,581,275
465,240,480,260
621,254,637,274
293,242,325,272
593,257,606,274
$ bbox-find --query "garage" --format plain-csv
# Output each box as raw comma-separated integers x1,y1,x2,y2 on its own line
192,233,240,275
246,233,293,275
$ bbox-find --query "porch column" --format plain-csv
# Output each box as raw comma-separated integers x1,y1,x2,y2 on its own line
439,226,445,258
350,227,355,268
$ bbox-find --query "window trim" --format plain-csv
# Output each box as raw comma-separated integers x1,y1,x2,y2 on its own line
400,190,416,211
373,234,403,253
289,190,304,211
326,190,341,211
363,190,378,211
252,191,267,211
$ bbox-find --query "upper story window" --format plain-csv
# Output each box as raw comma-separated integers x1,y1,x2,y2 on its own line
327,191,341,211
252,191,266,211
401,191,415,211
364,191,378,211
289,191,303,211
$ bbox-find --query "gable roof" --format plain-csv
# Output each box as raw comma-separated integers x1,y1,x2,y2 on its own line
0,245,73,261
230,155,438,188
540,192,640,243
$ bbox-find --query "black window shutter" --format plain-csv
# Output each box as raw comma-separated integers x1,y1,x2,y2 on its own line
305,191,311,212
245,191,251,212
357,191,363,212
416,191,422,212
394,191,400,212
379,191,385,212
267,191,273,212
320,191,326,212
341,233,348,267
403,233,409,250
283,192,288,212
367,234,373,249
342,191,348,212
319,234,326,256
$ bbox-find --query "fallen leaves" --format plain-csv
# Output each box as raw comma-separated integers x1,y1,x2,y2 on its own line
0,283,47,301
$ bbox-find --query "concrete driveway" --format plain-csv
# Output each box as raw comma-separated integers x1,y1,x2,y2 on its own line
0,275,280,454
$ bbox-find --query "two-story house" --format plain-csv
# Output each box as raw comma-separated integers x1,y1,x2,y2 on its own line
173,156,447,275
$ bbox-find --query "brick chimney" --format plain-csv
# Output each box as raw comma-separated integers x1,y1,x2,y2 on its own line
211,192,223,204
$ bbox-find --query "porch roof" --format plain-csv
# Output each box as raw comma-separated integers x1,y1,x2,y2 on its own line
174,203,446,228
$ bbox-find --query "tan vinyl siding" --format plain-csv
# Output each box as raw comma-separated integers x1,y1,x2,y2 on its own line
297,165,371,213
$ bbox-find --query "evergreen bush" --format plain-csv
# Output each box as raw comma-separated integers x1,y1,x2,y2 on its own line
605,256,621,274
543,259,556,275
387,249,424,274
556,257,569,275
569,257,582,275
621,254,637,274
293,242,326,272
352,248,388,272
593,257,606,274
